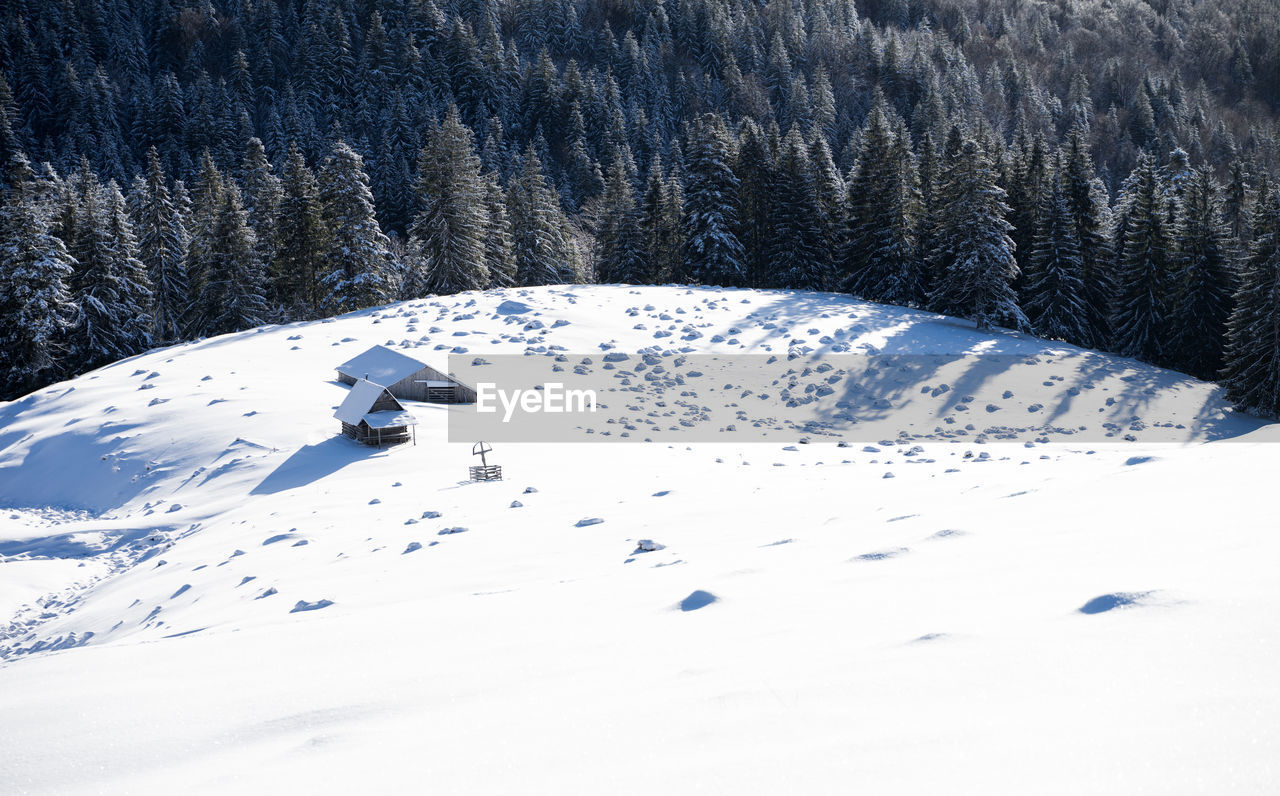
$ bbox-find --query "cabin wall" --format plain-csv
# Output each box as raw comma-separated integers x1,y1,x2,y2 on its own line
391,366,476,404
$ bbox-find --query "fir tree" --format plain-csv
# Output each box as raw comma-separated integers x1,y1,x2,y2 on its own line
274,144,329,317
597,154,647,284
842,102,922,305
1169,169,1234,380
1111,154,1172,364
482,172,517,289
1222,188,1280,417
318,141,395,313
1061,125,1114,349
681,114,745,287
406,106,489,296
241,138,283,286
1024,178,1089,344
928,140,1028,331
734,119,774,288
192,184,269,337
131,148,189,343
641,154,682,285
509,147,579,286
0,155,76,396
767,127,828,290
64,165,153,370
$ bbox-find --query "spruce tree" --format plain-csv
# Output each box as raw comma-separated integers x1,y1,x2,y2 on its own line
406,107,489,296
734,119,774,288
274,144,329,317
0,155,76,396
767,127,827,290
842,102,922,305
1111,154,1172,364
241,137,283,286
1061,126,1114,349
640,154,681,285
1222,188,1280,417
193,184,269,337
102,183,154,355
1024,178,1089,344
318,141,395,313
1169,169,1234,379
508,147,579,286
681,114,745,286
64,166,153,370
928,139,1028,331
482,172,517,289
597,154,647,284
131,148,189,343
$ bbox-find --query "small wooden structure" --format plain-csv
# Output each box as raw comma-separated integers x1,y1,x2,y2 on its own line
469,441,502,481
334,379,418,446
336,345,476,404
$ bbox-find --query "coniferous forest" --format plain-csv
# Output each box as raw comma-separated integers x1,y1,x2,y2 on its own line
2,0,1280,413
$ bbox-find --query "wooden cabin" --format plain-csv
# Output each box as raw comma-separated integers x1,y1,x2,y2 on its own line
334,379,418,446
335,345,477,404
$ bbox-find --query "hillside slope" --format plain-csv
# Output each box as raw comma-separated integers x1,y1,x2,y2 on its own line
1,286,1278,794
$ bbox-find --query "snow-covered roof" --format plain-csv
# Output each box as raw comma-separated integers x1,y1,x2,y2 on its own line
336,345,429,387
334,379,404,425
363,410,418,429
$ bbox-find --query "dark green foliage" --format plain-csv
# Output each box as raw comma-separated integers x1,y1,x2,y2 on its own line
273,145,328,318
842,101,922,305
1168,170,1235,379
1222,188,1280,417
407,107,490,296
928,140,1027,331
0,155,76,394
319,142,396,313
1112,154,1173,363
681,114,745,287
1024,180,1089,344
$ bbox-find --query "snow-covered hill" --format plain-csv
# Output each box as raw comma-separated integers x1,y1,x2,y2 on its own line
1,286,1278,794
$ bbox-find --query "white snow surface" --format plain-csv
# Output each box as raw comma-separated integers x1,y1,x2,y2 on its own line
1,285,1278,794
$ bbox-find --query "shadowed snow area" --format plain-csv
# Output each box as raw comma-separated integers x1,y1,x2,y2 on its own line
1,285,1279,794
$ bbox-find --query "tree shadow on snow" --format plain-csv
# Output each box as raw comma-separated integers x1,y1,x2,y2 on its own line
250,437,374,495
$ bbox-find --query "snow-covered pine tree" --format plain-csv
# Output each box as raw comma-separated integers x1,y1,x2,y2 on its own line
509,147,578,286
318,141,395,313
842,99,922,305
1224,156,1251,244
0,154,76,396
1222,187,1280,417
241,138,283,289
734,119,774,288
273,143,328,318
406,106,489,296
1111,153,1172,364
1024,175,1089,344
597,152,647,284
808,133,845,284
927,139,1028,331
640,154,679,285
194,183,269,337
63,163,152,370
130,148,189,343
481,171,516,289
1168,168,1235,379
1061,125,1114,349
681,113,745,287
101,182,154,355
767,127,827,290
